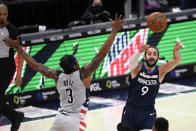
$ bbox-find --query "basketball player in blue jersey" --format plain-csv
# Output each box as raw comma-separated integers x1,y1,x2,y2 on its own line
119,43,182,131
4,14,126,131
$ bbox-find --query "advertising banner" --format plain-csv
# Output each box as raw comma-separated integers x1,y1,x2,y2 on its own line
5,20,196,106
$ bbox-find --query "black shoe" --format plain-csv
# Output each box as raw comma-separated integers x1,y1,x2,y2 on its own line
11,111,24,131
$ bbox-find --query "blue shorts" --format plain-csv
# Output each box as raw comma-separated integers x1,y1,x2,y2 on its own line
121,106,156,131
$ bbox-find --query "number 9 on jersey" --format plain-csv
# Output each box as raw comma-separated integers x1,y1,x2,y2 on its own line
141,86,149,96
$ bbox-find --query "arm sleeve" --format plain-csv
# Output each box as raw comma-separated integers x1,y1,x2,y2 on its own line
6,23,19,40
129,50,142,70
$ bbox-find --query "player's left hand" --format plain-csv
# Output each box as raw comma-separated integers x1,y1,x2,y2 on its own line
174,41,182,52
15,75,22,86
3,36,20,48
109,14,127,32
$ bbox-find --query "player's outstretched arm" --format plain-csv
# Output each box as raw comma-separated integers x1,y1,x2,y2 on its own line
130,44,149,78
15,36,24,86
4,36,59,81
159,41,182,76
81,14,126,79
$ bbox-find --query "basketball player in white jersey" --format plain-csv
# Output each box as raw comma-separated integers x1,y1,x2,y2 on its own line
4,14,126,131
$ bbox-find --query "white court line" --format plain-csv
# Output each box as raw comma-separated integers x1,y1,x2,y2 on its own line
88,104,124,113
156,91,196,118
156,91,196,101
158,109,196,117
89,91,196,112
88,91,196,117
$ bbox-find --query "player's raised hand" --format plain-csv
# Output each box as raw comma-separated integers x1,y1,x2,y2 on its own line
109,14,127,32
174,41,182,52
3,36,20,48
139,44,149,53
15,75,22,86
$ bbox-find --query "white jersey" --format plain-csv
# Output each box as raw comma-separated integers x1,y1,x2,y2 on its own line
0,27,10,58
56,70,86,113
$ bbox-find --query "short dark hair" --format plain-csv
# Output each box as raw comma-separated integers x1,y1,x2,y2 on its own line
144,46,159,57
117,122,133,131
154,117,169,131
60,55,76,74
0,3,8,11
0,0,7,5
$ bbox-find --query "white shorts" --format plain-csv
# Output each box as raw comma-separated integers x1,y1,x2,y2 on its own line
50,112,86,131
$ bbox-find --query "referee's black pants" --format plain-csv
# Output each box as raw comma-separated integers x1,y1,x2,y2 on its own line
0,58,19,122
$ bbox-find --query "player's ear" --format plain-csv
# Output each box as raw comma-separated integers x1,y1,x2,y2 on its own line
73,64,77,69
144,55,146,61
73,62,79,70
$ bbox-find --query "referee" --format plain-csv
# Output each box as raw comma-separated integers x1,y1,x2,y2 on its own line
0,3,24,131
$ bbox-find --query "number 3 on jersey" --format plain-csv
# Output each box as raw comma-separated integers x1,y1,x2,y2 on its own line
141,86,149,96
66,89,73,103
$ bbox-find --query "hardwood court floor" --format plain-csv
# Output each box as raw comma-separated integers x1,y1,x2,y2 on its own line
0,84,196,131
85,92,196,131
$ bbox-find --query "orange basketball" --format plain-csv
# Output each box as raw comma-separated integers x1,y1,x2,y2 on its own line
147,12,167,33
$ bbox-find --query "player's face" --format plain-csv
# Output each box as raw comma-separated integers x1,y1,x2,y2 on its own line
92,0,102,6
145,48,159,67
0,9,8,25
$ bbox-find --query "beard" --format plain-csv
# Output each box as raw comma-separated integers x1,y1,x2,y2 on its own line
146,58,158,67
0,19,4,25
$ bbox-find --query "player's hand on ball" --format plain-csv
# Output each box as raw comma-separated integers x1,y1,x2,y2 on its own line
3,36,20,48
109,14,127,32
139,44,149,53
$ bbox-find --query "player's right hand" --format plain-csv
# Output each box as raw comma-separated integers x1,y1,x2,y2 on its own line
139,44,149,53
3,36,20,48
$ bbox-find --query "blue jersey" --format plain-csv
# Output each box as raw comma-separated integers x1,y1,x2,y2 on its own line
126,62,160,110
